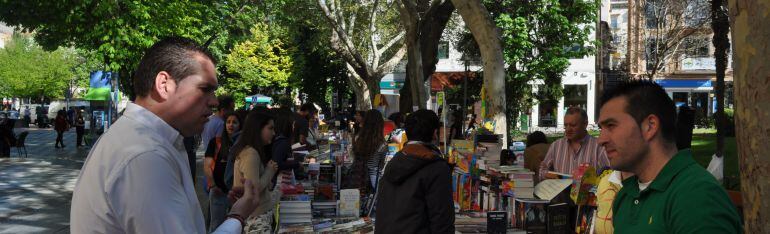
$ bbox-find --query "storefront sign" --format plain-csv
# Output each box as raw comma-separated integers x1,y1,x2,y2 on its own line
681,58,715,70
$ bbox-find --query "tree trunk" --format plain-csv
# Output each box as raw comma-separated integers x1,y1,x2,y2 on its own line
727,1,770,232
711,0,729,158
398,0,455,111
400,73,413,113
452,0,508,144
347,70,374,111
403,24,427,109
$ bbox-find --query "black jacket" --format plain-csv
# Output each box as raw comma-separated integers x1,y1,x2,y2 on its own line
375,143,455,234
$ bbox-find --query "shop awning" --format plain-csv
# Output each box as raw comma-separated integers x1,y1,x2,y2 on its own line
655,79,713,91
430,72,478,91
380,73,405,95
244,94,273,104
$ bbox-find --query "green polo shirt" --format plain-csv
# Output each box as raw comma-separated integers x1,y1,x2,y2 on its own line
612,149,742,233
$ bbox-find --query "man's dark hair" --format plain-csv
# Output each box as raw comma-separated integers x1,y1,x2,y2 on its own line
526,131,548,147
600,80,677,142
404,109,440,142
387,112,403,127
218,96,234,110
133,36,215,97
300,103,317,114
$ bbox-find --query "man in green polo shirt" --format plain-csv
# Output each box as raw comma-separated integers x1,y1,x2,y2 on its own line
597,81,741,233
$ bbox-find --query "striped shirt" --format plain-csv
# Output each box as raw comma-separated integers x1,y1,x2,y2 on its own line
367,144,388,190
538,135,610,180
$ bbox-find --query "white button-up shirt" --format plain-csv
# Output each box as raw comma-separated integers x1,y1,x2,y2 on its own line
70,103,241,233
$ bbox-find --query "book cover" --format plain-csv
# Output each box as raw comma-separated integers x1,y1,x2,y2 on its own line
547,203,570,234
514,198,549,234
338,189,360,217
575,205,597,234
487,211,508,234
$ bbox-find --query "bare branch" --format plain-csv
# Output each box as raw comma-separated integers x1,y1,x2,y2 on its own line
375,44,408,77
377,31,406,55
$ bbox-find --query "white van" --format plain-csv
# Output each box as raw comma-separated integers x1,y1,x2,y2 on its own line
47,100,91,119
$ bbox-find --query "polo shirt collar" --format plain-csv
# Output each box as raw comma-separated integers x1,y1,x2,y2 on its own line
621,149,695,195
123,103,182,146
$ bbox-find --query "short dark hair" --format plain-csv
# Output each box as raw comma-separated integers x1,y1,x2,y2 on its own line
300,103,317,114
404,109,440,142
218,96,234,110
133,37,215,97
526,131,548,147
600,80,677,142
387,112,403,126
565,107,588,123
271,107,295,140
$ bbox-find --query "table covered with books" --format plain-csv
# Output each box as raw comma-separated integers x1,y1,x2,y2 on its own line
448,133,608,234
275,125,606,233
275,128,380,233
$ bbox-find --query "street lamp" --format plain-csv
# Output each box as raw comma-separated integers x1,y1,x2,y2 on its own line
461,53,471,124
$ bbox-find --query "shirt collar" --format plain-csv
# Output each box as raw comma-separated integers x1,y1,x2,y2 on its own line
123,103,183,147
621,149,695,195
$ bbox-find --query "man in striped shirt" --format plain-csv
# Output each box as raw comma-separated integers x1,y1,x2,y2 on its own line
538,107,610,181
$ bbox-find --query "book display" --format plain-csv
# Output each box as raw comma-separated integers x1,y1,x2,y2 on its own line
274,128,376,233
270,123,608,233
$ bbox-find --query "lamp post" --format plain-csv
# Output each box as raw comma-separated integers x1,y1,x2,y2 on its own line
461,53,470,124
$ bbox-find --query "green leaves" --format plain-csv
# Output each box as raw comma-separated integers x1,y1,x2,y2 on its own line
223,23,293,107
0,34,98,100
488,0,598,131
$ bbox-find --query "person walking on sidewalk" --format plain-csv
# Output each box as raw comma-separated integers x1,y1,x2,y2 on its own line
70,37,260,233
54,110,69,148
375,109,455,233
75,110,86,147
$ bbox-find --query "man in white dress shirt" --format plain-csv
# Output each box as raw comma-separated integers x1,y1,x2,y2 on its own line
70,37,259,233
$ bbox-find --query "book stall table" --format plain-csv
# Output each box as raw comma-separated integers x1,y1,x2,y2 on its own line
276,128,376,233
449,134,604,234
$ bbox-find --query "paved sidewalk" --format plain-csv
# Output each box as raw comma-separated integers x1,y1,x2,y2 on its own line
0,127,209,233
0,128,90,234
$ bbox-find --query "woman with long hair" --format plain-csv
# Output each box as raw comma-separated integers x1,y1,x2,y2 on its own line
54,110,69,148
353,110,365,136
231,111,279,233
349,110,388,197
204,111,242,231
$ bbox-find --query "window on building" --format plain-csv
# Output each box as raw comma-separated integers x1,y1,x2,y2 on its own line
645,0,664,29
645,37,665,71
437,41,449,60
611,15,619,28
683,37,710,58
564,85,588,111
684,0,709,27
536,86,558,127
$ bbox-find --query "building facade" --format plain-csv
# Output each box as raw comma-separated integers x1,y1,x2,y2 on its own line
626,0,733,126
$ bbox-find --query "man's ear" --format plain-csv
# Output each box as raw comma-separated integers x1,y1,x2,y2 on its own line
641,114,660,142
154,71,175,101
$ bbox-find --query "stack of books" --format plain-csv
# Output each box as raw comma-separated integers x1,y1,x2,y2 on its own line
279,200,312,225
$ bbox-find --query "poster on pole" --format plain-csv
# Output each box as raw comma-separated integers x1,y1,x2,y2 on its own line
437,92,447,154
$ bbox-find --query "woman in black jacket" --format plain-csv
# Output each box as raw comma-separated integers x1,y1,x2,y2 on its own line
270,108,298,176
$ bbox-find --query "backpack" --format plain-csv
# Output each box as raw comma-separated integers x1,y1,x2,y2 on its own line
223,132,241,192
202,137,223,194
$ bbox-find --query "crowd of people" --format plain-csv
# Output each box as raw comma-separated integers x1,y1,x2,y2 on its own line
68,36,742,234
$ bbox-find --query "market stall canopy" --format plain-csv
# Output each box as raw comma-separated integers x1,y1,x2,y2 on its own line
245,94,273,104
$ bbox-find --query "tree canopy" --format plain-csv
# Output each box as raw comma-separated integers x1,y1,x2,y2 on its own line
0,33,98,101
223,23,293,107
490,0,597,133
